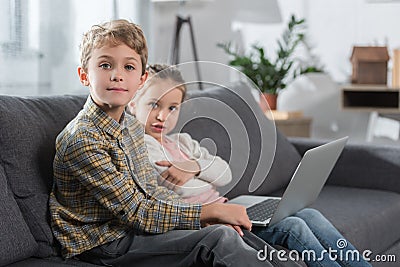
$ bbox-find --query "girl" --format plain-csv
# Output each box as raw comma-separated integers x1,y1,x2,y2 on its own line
130,64,371,267
129,64,231,204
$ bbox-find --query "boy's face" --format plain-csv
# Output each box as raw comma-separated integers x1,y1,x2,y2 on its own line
78,44,147,120
133,79,183,143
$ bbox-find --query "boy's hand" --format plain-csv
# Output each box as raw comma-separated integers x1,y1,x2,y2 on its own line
157,160,200,189
200,203,252,233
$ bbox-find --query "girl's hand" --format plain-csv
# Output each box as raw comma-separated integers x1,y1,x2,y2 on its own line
156,160,200,189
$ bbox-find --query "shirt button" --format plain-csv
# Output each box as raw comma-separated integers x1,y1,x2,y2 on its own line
119,210,126,216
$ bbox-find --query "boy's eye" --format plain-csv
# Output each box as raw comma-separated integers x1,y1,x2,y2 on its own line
100,63,111,69
125,65,135,71
169,106,178,111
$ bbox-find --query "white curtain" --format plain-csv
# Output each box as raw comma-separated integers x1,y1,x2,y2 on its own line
0,0,140,96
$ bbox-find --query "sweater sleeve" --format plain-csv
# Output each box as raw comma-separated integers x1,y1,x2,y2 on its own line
144,134,169,174
176,133,232,187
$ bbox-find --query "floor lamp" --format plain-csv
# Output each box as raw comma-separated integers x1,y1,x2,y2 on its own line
169,15,203,90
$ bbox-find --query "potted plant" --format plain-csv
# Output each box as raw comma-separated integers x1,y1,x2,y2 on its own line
218,15,309,110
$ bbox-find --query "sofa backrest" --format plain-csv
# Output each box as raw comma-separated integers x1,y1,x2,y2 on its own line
0,94,87,258
181,83,302,198
0,163,38,265
0,86,302,260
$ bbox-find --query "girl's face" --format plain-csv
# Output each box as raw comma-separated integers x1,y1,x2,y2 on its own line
133,79,184,142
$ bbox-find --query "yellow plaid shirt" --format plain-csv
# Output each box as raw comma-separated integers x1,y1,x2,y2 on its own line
49,96,201,258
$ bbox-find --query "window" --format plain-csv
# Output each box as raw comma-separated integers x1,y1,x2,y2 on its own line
0,0,139,96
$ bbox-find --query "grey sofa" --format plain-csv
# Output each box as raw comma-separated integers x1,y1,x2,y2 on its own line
0,83,399,266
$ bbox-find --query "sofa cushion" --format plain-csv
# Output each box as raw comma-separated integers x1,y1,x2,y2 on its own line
375,240,400,267
0,165,38,266
0,95,87,257
291,137,400,194
181,83,301,198
311,185,400,254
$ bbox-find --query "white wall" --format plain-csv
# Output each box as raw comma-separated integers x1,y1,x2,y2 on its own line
147,0,400,144
306,0,400,83
2,1,400,94
149,0,236,84
243,0,400,83
149,0,400,84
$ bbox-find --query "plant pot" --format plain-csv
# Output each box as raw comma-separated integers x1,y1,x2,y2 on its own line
260,93,278,111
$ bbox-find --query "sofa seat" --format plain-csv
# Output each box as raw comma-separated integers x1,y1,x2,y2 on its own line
1,83,399,266
7,257,101,267
268,184,400,263
311,186,400,254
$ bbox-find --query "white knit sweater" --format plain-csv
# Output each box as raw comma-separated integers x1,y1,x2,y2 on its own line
144,133,232,198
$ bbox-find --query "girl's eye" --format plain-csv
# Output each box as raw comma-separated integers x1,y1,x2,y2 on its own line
125,65,135,71
149,102,158,109
169,106,178,111
100,63,111,69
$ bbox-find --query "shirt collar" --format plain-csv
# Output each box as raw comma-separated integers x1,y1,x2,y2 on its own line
126,114,144,138
84,96,126,139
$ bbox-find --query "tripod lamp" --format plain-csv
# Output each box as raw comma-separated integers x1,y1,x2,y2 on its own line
169,14,203,89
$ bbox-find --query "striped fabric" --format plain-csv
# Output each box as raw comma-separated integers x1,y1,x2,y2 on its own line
49,96,201,258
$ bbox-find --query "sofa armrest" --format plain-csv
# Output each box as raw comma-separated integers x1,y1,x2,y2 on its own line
289,137,400,194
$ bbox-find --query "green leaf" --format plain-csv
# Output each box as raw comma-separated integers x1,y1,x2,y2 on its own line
217,14,316,93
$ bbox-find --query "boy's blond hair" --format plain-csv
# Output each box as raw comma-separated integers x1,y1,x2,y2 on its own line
79,19,148,74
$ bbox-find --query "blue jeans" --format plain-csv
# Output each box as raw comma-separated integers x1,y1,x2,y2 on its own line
252,208,371,267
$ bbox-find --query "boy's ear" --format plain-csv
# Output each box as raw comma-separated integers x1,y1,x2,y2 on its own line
78,67,90,86
138,71,148,87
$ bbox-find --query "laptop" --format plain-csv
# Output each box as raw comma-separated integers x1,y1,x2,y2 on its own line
228,136,348,227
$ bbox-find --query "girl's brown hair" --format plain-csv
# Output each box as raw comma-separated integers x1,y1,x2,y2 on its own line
143,64,187,102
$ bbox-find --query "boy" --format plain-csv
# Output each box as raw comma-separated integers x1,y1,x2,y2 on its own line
49,20,283,267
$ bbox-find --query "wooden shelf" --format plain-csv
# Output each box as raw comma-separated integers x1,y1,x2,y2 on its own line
265,111,312,137
274,117,312,138
341,85,400,113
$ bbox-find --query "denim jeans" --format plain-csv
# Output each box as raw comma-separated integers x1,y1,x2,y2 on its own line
252,208,372,267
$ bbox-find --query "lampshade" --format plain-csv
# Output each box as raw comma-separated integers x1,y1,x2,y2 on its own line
233,0,282,24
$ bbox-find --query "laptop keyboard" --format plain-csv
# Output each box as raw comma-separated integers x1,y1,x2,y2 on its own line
246,198,280,222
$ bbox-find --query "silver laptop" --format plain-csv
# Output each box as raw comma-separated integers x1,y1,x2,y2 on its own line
229,136,348,227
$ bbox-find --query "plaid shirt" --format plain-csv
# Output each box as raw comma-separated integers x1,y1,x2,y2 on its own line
49,96,201,258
